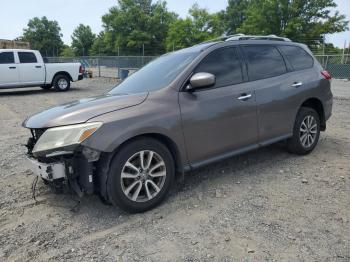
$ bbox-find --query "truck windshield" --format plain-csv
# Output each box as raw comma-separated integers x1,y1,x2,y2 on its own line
109,51,198,95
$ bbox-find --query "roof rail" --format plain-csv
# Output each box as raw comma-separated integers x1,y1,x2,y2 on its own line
225,34,291,42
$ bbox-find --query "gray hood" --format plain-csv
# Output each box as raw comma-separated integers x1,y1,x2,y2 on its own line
23,92,148,128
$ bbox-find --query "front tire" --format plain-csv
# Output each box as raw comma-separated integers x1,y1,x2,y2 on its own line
287,107,320,155
53,74,71,92
106,138,175,213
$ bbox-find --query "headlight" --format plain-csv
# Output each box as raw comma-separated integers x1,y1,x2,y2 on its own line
33,122,102,153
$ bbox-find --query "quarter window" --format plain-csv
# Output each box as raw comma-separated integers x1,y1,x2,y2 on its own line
243,46,287,81
195,47,243,88
18,52,37,63
279,45,314,71
0,52,15,64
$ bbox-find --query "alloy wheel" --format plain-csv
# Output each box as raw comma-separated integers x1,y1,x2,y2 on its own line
58,78,68,90
120,150,167,203
299,115,318,148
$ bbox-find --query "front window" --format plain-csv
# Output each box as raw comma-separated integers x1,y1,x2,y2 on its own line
109,51,198,95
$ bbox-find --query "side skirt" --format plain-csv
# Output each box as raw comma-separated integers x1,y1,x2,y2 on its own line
188,134,292,171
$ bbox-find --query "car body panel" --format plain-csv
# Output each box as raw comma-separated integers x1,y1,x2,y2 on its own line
23,92,148,128
179,81,258,164
82,88,189,166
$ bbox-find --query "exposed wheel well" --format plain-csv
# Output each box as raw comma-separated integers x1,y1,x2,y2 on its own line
301,98,326,131
52,72,73,84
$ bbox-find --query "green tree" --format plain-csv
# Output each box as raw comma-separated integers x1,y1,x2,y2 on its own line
21,16,63,56
60,45,75,57
238,0,349,46
71,24,96,56
222,0,250,34
165,4,224,51
90,32,108,56
101,0,176,55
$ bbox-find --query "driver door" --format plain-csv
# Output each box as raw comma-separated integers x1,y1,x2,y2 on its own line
0,51,20,87
179,46,258,166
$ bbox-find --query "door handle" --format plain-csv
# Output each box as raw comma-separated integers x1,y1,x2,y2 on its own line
9,66,16,69
291,82,303,88
238,94,252,101
35,66,42,68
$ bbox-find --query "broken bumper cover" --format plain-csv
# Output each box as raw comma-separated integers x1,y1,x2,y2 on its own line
27,157,66,181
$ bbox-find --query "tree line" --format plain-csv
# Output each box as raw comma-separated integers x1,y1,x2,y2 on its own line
18,0,349,57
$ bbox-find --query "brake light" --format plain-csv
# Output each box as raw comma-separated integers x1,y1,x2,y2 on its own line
79,65,84,74
321,70,331,80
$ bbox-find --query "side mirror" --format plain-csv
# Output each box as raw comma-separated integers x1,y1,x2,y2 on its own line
186,72,215,91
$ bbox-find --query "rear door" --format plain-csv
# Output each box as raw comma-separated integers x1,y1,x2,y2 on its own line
0,51,20,87
179,46,258,166
242,44,307,144
17,51,45,85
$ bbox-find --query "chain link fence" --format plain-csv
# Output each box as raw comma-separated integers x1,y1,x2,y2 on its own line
315,55,350,79
46,56,157,78
46,54,350,80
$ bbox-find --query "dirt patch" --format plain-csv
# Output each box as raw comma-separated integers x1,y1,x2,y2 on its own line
0,79,349,261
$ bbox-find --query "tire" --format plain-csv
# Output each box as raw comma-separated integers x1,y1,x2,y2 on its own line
53,74,71,92
106,138,175,213
287,107,320,155
40,85,52,90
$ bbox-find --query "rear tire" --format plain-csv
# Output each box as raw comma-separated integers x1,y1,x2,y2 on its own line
106,138,175,213
53,74,71,92
287,107,320,155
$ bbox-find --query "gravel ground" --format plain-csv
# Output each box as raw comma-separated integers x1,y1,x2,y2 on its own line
0,78,349,262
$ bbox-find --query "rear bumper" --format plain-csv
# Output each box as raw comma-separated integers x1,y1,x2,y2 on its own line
78,74,83,81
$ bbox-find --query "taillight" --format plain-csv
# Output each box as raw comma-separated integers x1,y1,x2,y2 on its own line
321,70,331,80
79,65,84,74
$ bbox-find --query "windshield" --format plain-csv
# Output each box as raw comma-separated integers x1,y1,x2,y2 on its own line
109,51,198,95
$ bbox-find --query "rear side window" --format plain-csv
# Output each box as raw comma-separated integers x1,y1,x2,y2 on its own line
18,52,37,63
195,47,243,88
243,45,287,81
0,52,15,64
279,45,314,71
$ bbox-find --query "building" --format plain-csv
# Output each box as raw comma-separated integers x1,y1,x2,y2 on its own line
0,39,30,49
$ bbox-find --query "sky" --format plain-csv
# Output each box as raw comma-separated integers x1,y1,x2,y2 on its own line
0,0,349,48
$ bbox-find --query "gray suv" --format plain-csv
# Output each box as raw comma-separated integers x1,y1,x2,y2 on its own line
23,35,333,212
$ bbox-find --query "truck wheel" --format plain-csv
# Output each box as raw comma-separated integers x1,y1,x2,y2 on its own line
53,74,71,92
40,85,52,90
106,138,175,213
286,107,320,155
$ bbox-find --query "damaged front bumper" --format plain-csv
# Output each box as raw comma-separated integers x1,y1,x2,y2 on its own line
25,128,102,197
27,157,66,181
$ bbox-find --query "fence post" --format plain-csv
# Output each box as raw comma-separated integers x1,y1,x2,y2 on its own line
98,57,101,77
325,56,329,69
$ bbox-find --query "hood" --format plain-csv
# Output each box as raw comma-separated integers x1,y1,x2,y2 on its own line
23,92,148,128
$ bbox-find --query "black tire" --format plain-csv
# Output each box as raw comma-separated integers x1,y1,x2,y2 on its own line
40,85,52,90
106,138,175,213
287,107,320,155
53,74,71,92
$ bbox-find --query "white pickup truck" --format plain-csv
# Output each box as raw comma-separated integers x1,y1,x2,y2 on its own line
0,49,83,91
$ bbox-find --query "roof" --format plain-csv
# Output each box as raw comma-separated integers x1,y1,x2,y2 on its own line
0,49,37,52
